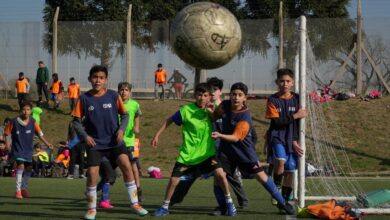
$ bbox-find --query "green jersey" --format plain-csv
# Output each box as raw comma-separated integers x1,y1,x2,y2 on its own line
175,103,215,165
32,107,43,125
123,99,141,147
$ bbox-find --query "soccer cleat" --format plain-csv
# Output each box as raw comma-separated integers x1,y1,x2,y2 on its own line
15,191,23,199
80,174,87,179
154,207,169,217
67,175,74,180
84,209,96,220
21,189,30,198
271,198,278,206
226,202,237,216
132,204,148,216
277,202,296,215
99,200,114,209
211,207,226,216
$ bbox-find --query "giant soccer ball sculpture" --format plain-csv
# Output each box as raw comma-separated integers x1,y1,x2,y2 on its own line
170,2,242,69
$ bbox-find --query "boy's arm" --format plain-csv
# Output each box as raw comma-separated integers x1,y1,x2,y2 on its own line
211,121,250,143
151,117,173,148
72,117,95,146
134,115,140,134
34,122,53,148
26,81,30,93
4,123,12,151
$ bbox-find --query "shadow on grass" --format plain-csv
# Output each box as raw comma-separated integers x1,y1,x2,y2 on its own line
0,103,18,112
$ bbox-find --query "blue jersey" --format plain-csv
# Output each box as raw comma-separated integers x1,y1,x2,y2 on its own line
266,93,300,153
219,100,258,163
9,117,37,160
77,89,125,150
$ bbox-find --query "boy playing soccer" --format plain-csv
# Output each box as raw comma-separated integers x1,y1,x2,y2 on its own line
72,65,148,220
266,68,306,203
151,83,237,217
118,82,144,203
211,82,295,215
4,102,52,199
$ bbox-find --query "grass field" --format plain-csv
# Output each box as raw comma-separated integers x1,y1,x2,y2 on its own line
0,177,389,220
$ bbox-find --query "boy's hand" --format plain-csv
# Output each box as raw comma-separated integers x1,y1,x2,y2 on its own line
206,102,214,113
211,132,221,139
292,141,304,157
116,130,124,144
85,136,96,147
47,143,53,149
151,136,158,148
133,127,140,134
293,108,307,119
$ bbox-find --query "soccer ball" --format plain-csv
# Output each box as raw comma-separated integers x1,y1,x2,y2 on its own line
170,2,242,69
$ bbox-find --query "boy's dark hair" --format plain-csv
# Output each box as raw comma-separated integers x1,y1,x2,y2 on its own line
38,61,44,65
230,82,248,95
157,63,162,68
34,143,42,149
277,68,294,79
69,77,75,81
118,82,132,91
52,73,58,78
0,140,5,145
89,65,108,77
21,102,33,109
195,82,212,94
4,117,11,124
19,72,24,76
207,77,223,90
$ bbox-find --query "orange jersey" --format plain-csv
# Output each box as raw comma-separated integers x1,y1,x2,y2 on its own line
15,78,29,93
68,83,80,99
133,138,140,158
155,69,167,85
51,80,63,94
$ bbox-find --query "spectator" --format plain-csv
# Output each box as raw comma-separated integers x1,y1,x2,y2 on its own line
36,61,50,105
15,72,30,110
154,63,167,101
0,140,10,176
32,143,50,177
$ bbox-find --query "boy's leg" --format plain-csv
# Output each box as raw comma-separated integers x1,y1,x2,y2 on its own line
155,162,189,216
227,171,249,208
281,153,298,201
116,151,148,216
15,161,24,198
21,163,32,197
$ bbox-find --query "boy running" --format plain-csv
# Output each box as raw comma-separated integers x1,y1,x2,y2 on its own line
4,102,52,199
211,82,295,215
151,83,237,217
118,82,143,202
72,65,147,220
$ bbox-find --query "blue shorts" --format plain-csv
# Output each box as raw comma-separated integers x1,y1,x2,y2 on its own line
51,93,58,101
272,143,298,172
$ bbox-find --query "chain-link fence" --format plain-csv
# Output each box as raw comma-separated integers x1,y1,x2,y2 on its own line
1,18,389,99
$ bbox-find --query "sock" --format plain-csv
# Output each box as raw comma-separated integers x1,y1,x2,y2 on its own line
86,186,97,211
101,183,110,201
282,186,293,201
162,200,170,209
16,169,23,191
225,193,233,204
213,185,226,209
125,181,138,205
273,174,283,188
21,170,32,190
262,177,285,205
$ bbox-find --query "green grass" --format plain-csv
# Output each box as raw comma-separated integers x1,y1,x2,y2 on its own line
0,177,389,220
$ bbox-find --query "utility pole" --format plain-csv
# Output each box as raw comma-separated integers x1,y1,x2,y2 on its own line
52,7,59,74
356,0,362,95
278,1,284,69
126,4,132,83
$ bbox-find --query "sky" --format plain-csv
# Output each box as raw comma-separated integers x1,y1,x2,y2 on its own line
0,0,389,21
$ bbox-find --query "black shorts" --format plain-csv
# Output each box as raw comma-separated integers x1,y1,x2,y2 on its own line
126,147,138,162
219,152,263,176
86,145,128,167
171,156,221,177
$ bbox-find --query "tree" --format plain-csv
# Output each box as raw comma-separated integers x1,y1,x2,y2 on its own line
243,0,355,68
